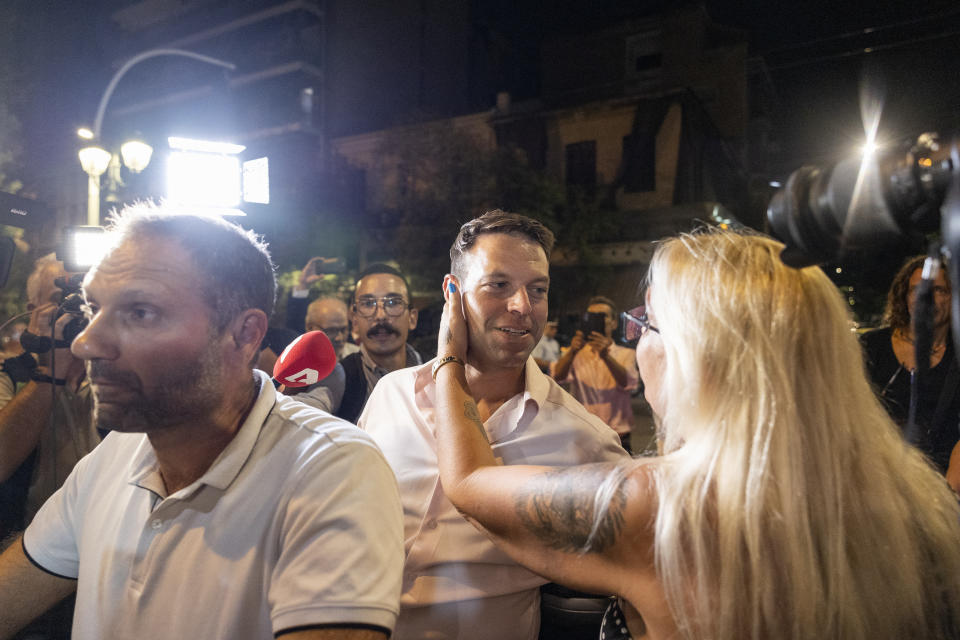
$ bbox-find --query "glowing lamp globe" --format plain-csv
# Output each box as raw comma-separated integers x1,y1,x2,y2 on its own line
78,145,111,177
120,139,153,173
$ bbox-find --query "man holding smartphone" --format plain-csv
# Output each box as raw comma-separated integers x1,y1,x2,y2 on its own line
287,257,360,360
552,296,638,451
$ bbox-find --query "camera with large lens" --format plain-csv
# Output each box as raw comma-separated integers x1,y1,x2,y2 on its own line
54,275,88,344
2,274,89,384
768,132,960,437
767,132,957,268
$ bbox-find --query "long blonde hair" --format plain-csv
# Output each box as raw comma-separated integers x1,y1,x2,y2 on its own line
645,229,960,640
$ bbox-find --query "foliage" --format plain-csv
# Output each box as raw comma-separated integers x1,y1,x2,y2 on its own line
0,228,32,325
0,4,24,195
0,102,23,195
272,269,358,328
358,122,621,294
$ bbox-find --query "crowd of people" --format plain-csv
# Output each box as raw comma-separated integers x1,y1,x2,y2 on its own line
0,203,958,640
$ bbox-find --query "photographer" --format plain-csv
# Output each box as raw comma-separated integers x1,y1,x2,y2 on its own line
552,296,637,452
0,255,98,536
862,255,960,485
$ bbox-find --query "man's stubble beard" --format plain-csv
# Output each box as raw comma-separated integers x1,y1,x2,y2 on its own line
90,334,226,434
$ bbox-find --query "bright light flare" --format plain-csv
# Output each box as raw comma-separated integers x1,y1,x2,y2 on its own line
167,151,241,209
242,157,270,204
843,73,899,245
168,136,245,155
62,226,110,272
77,127,94,140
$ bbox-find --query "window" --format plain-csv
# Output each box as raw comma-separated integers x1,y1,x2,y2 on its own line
625,29,662,90
622,134,656,193
565,141,597,191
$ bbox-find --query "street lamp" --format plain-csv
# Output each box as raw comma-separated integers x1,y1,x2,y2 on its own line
80,48,236,225
77,145,112,226
77,134,153,225
120,139,153,173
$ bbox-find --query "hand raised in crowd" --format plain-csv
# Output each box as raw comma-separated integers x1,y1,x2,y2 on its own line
568,330,586,352
298,256,339,289
586,331,612,358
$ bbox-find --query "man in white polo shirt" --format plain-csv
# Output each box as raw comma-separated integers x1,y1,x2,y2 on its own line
0,206,403,640
359,210,627,640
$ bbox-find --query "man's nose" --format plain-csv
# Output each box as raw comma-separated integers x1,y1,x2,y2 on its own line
71,314,118,361
373,301,390,320
507,288,532,314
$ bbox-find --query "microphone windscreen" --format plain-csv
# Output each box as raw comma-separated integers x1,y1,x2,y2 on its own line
272,330,337,388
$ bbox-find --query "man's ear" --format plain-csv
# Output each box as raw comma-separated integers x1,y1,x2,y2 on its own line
408,307,418,331
230,309,268,364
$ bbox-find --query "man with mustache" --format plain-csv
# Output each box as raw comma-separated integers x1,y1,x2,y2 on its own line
0,207,403,640
358,210,627,640
334,264,420,424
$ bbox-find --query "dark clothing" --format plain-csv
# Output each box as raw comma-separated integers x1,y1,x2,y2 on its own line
861,327,960,473
335,352,368,425
335,344,422,424
286,294,309,334
600,599,635,640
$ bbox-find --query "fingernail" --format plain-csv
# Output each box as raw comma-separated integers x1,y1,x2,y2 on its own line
448,282,457,293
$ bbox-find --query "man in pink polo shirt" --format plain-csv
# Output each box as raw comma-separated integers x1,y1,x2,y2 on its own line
359,210,627,640
552,296,639,452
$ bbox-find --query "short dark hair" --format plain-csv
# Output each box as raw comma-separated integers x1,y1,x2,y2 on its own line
587,295,617,317
884,255,949,330
353,262,411,302
105,204,276,330
449,209,555,279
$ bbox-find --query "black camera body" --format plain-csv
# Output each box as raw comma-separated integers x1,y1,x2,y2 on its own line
767,133,956,268
17,275,87,356
767,132,960,438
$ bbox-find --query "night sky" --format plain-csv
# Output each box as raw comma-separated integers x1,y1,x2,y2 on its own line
2,0,958,204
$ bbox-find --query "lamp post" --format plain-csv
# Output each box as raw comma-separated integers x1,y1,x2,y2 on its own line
77,146,111,226
79,48,236,225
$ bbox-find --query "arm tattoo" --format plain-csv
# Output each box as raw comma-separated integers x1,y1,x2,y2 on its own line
514,466,627,553
463,401,489,443
444,328,453,347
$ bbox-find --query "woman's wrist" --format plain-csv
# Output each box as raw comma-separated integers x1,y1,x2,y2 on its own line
432,355,465,380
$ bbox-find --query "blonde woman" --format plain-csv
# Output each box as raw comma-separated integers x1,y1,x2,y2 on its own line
431,230,960,640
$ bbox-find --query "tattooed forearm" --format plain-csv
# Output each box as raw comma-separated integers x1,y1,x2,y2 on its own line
514,465,627,554
463,401,489,443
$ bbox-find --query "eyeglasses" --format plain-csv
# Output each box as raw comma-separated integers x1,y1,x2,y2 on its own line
353,296,409,318
619,306,658,346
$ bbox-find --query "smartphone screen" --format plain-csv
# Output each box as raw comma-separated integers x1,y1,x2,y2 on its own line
583,311,607,336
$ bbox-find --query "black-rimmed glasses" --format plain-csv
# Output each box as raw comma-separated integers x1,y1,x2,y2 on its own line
619,306,658,346
353,296,409,318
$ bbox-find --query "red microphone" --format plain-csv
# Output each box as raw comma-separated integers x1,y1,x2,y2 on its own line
272,331,337,388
